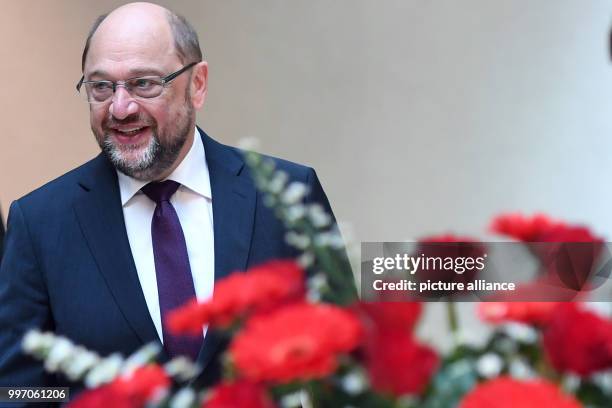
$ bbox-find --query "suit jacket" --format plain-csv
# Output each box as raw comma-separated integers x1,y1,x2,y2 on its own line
0,129,341,399
0,206,4,264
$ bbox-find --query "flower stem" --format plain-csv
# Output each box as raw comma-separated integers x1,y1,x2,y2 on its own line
446,301,460,345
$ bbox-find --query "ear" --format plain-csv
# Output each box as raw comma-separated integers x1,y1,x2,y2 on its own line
190,61,208,109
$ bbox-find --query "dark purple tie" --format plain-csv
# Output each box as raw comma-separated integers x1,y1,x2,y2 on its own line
141,180,203,361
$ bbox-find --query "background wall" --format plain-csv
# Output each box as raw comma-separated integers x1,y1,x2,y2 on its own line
1,0,611,347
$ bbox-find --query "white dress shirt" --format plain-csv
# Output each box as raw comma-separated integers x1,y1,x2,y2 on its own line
117,128,214,342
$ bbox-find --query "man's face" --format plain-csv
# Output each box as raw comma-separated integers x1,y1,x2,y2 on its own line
84,13,195,181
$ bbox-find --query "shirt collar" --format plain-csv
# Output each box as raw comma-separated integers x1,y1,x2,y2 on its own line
117,127,212,206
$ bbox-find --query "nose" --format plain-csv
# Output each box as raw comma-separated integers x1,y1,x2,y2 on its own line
109,86,139,119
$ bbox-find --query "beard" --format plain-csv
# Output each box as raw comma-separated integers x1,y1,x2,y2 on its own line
93,92,194,181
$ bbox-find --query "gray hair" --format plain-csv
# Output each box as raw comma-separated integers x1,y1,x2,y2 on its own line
81,9,203,71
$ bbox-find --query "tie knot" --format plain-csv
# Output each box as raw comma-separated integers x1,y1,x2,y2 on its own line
141,180,181,204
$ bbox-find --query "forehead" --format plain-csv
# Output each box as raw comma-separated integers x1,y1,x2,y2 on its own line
85,11,179,78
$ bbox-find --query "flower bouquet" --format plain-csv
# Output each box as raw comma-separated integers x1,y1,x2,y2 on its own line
23,152,612,407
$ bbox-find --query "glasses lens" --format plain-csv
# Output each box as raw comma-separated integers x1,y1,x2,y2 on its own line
83,82,113,103
126,77,164,98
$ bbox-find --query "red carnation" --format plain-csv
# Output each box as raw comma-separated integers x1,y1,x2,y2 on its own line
230,303,362,383
69,365,170,408
362,330,438,397
168,260,305,334
353,301,422,333
459,377,582,408
203,380,276,408
543,303,612,376
478,302,561,326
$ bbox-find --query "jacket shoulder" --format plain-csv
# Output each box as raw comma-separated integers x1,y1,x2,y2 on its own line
15,155,105,209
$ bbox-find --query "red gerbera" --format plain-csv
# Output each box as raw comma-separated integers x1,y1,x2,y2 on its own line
489,213,565,242
69,364,170,408
543,303,612,376
478,302,561,326
353,301,422,333
362,330,438,397
230,302,362,383
69,384,132,408
459,377,582,408
168,260,305,334
203,380,276,408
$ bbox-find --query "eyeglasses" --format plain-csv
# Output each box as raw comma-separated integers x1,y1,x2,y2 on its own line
76,62,198,104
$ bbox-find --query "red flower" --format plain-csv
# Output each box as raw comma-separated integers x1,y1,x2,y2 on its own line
415,234,486,299
168,260,305,334
353,301,422,333
459,377,582,408
230,303,362,383
478,302,561,326
362,330,438,397
490,213,603,292
203,381,276,408
69,385,132,408
419,234,480,243
69,365,170,408
489,213,565,241
543,303,612,376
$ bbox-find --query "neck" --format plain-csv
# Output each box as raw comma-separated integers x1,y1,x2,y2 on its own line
153,126,196,181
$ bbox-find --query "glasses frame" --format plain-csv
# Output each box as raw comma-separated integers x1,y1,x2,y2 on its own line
76,61,198,102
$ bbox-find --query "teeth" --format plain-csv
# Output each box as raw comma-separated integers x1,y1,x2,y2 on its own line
118,127,143,134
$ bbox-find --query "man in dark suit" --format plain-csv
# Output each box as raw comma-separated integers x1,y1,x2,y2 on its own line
0,206,4,264
0,2,346,393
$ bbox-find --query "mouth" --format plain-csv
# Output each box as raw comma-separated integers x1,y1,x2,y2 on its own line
108,126,151,145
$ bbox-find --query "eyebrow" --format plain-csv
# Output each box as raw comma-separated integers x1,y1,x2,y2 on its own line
87,67,167,80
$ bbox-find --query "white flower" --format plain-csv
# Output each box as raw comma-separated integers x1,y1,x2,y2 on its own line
236,137,260,151
84,354,123,388
44,338,75,372
341,370,367,395
284,204,307,223
64,348,100,381
297,251,315,268
170,387,196,408
281,182,309,205
502,323,538,344
22,330,52,353
307,204,332,228
122,342,161,375
285,231,310,250
476,353,503,379
280,390,312,408
268,171,289,194
509,358,536,380
164,356,201,382
307,273,328,302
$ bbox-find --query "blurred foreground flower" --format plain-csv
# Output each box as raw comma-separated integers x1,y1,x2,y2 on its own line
70,365,170,408
543,303,612,376
489,213,566,242
478,302,561,326
203,380,275,408
459,376,583,408
230,302,361,383
168,260,305,334
362,330,438,397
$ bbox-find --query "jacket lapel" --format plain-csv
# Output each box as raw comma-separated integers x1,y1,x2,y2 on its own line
196,129,256,369
71,130,257,373
72,155,160,348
